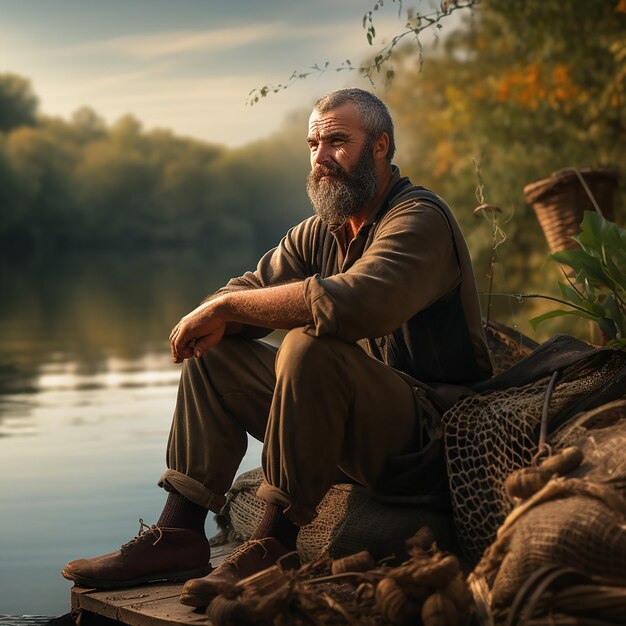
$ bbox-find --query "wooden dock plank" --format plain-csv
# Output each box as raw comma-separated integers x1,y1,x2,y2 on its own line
71,542,239,626
75,584,181,608
73,584,181,617
111,595,208,626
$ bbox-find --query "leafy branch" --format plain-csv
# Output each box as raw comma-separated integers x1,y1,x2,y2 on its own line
246,0,478,105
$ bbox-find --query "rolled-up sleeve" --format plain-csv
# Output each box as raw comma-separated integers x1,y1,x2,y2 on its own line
303,202,460,342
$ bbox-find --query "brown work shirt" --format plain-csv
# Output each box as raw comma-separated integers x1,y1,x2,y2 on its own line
218,167,492,386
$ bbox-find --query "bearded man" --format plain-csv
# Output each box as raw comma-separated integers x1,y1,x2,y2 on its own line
62,89,492,607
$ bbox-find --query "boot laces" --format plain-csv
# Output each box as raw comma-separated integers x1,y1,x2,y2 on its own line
223,539,269,570
120,518,163,555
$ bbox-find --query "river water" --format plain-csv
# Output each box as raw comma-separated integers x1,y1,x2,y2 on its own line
0,248,266,617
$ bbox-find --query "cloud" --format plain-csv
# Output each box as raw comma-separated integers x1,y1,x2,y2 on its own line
59,22,286,60
76,65,173,90
37,68,354,146
53,14,414,63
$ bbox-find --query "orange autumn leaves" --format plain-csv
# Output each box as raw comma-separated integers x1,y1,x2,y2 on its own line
494,64,580,111
385,0,625,194
428,64,582,176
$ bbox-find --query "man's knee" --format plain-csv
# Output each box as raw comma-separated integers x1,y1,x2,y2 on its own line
276,328,350,376
180,336,233,378
180,336,275,388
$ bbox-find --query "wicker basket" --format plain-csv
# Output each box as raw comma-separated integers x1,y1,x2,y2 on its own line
524,168,619,254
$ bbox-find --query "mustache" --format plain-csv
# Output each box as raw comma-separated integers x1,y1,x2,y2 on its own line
311,162,348,181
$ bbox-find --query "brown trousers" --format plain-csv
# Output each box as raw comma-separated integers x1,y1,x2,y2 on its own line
158,328,446,526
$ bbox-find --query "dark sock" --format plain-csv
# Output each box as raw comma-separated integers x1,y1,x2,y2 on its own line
157,492,208,536
250,502,299,550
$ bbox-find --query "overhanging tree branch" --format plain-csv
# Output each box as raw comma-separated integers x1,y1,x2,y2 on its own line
246,0,479,105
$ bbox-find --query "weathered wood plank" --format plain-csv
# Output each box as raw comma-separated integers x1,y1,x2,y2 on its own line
74,583,181,618
111,595,208,626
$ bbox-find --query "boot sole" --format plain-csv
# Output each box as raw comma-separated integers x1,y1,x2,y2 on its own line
63,565,213,590
179,575,236,607
179,588,222,608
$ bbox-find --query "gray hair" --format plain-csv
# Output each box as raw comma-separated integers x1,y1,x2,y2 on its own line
313,88,396,163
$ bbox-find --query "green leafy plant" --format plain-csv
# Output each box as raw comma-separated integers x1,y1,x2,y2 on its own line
529,211,626,347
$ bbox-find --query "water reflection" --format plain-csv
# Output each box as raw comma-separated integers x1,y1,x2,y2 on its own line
0,247,258,421
0,247,264,616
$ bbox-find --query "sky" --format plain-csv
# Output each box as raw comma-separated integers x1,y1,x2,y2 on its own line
0,0,453,146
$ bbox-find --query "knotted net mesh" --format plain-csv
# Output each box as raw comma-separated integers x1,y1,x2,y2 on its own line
443,353,626,564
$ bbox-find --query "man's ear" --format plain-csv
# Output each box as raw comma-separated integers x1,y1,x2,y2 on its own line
373,132,390,162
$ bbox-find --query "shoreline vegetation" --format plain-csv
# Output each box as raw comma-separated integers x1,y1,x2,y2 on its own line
0,81,311,258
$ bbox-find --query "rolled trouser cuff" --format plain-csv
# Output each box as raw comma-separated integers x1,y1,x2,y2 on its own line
256,480,316,526
158,469,226,514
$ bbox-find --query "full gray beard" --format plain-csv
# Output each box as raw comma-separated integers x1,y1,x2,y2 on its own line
306,144,378,225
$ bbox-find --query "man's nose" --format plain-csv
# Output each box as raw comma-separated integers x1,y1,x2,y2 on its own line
313,143,332,166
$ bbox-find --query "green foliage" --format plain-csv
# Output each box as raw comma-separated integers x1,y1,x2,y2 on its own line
0,73,38,131
3,125,78,245
0,83,310,255
379,0,625,340
529,213,626,347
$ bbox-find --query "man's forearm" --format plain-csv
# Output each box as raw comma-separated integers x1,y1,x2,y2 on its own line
200,293,245,336
170,281,311,362
212,281,312,330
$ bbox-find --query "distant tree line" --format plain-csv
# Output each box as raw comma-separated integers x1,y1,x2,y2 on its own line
0,73,310,256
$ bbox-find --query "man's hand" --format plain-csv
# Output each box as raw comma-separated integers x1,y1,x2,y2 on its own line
169,301,227,363
169,282,311,364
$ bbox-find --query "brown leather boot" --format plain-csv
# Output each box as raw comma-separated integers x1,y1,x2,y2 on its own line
62,519,211,589
179,537,299,607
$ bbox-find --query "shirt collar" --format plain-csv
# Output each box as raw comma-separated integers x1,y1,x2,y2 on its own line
362,165,402,228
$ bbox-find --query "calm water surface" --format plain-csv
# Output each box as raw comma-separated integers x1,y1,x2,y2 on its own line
0,249,266,617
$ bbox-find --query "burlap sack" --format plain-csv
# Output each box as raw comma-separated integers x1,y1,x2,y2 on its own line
215,468,460,563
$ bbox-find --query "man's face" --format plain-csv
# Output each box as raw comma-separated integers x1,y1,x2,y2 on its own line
306,103,378,225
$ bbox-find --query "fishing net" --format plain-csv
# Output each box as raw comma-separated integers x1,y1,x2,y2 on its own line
552,399,626,488
214,468,460,563
443,350,626,564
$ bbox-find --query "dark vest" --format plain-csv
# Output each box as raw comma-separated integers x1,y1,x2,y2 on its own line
366,179,492,385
